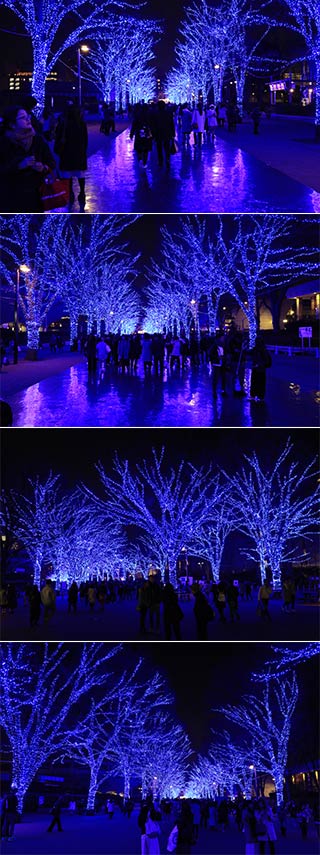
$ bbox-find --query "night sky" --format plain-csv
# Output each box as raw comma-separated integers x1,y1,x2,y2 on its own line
2,427,319,494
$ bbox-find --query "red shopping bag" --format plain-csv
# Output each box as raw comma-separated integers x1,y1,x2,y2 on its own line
40,176,69,210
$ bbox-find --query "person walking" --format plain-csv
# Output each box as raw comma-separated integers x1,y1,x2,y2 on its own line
40,580,56,623
249,335,272,401
47,796,64,832
258,579,273,621
2,789,18,842
191,102,206,146
68,581,78,614
54,104,88,209
162,583,184,640
193,585,214,639
28,584,42,627
205,104,218,142
130,105,153,168
153,100,175,168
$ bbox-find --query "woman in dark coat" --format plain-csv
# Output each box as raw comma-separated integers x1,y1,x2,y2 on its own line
54,104,88,208
0,105,55,212
130,105,153,167
250,335,272,401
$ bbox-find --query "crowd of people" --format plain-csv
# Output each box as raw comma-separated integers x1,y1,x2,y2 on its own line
78,326,272,403
0,93,267,212
0,99,88,212
0,573,304,639
1,787,318,851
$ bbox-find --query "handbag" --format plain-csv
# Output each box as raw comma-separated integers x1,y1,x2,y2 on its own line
167,824,178,852
40,175,69,211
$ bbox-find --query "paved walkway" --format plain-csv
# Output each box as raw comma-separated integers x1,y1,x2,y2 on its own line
54,116,320,214
1,594,318,641
1,351,319,427
2,809,319,854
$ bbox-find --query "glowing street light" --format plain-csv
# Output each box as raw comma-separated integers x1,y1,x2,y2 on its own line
14,264,30,364
78,44,90,106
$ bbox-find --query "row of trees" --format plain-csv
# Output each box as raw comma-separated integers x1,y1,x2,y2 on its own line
1,0,160,113
1,644,315,813
2,440,318,589
166,0,320,134
0,215,318,350
80,16,161,108
2,1,319,131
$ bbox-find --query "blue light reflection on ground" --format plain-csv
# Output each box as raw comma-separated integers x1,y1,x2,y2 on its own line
55,130,320,214
7,358,319,427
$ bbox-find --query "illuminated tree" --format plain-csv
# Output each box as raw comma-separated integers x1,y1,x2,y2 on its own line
280,0,320,135
107,669,171,799
138,717,191,800
47,493,126,585
82,16,159,107
0,0,137,114
5,473,65,588
83,448,220,585
224,439,319,589
187,738,255,799
87,261,140,336
190,493,237,582
253,643,320,681
0,643,119,812
0,215,65,349
56,215,139,340
145,218,228,337
215,215,320,346
217,673,299,806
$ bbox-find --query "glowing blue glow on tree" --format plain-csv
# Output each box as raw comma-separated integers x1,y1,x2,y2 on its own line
168,0,272,110
0,216,66,350
190,491,238,583
0,643,120,813
223,439,320,589
82,448,220,586
145,218,228,337
81,17,160,107
217,674,299,806
55,215,139,340
215,215,320,346
280,0,320,133
0,0,140,114
107,668,172,800
5,473,65,588
252,643,320,681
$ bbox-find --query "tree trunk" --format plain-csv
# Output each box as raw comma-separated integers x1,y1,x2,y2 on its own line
26,320,40,351
31,41,48,116
86,768,99,811
33,556,42,588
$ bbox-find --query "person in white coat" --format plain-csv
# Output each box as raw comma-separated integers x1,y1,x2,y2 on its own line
191,102,206,146
205,104,218,142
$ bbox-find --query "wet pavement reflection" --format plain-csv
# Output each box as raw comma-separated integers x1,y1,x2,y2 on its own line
57,129,320,214
8,357,319,427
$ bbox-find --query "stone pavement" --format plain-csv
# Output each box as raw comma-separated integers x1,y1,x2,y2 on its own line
1,351,319,427
53,116,320,214
2,809,319,854
1,593,318,642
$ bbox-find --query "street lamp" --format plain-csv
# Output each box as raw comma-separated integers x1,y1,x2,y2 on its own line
14,264,30,364
78,44,90,106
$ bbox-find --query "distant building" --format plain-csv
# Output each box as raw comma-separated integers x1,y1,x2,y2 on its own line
268,61,315,107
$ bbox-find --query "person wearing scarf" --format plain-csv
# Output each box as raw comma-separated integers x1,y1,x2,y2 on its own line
0,105,56,212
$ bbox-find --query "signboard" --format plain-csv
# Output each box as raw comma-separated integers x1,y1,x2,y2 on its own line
299,327,312,338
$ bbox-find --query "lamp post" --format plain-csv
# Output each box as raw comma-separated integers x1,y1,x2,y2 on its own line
249,764,258,797
14,264,30,364
78,44,90,106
